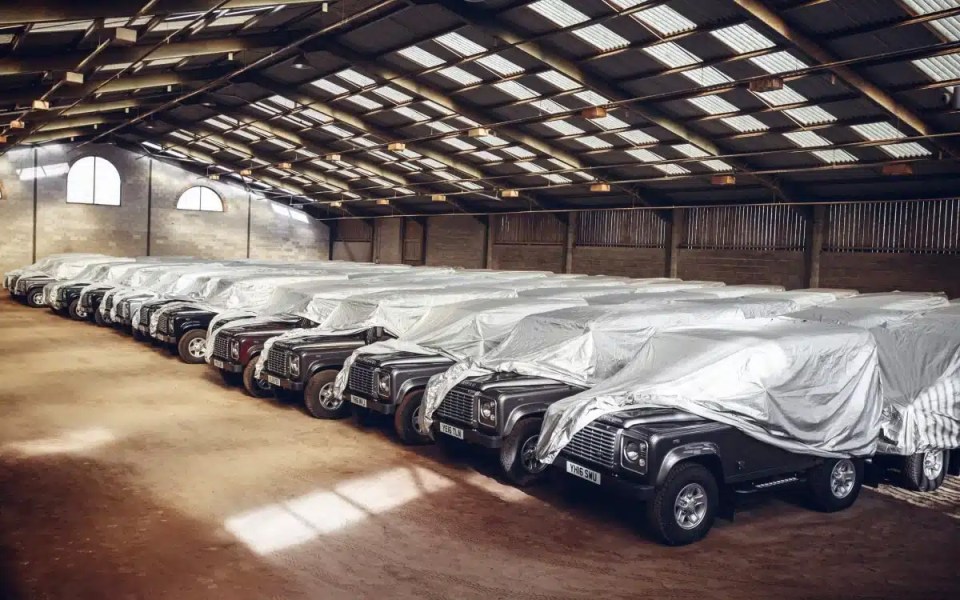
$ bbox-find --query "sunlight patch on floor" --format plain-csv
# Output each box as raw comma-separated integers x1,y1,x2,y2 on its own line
3,427,116,457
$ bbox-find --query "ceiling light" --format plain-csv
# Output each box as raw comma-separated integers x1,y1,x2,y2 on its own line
712,174,736,185
500,189,519,198
240,168,252,176
209,173,220,180
278,162,293,169
0,135,7,143
325,153,341,161
9,120,25,129
748,76,784,92
431,194,446,202
882,163,913,176
387,142,406,151
32,100,50,110
111,27,137,46
580,106,607,119
468,127,491,137
589,182,610,192
290,53,311,70
375,198,390,205
63,72,84,85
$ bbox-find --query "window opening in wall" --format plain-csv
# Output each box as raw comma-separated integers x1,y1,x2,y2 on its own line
176,186,224,212
66,156,121,205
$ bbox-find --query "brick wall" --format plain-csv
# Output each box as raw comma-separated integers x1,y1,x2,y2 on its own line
820,252,960,298
424,215,486,269
677,249,807,289
332,241,372,262
492,244,564,272
0,143,329,272
571,247,667,278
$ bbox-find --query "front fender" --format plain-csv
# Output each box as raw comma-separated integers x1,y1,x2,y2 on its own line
502,403,552,437
654,442,721,487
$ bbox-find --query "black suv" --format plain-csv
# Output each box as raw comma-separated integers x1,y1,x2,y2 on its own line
155,306,223,363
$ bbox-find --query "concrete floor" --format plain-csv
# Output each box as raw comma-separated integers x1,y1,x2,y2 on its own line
0,295,958,600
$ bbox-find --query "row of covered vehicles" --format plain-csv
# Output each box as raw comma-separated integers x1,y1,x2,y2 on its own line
5,253,958,545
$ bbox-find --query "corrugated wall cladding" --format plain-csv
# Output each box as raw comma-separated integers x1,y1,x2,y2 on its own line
576,209,667,248
824,199,960,254
493,213,565,245
685,205,807,250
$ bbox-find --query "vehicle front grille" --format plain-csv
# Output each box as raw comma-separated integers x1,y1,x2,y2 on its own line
561,424,618,469
158,314,170,334
139,306,152,327
118,300,130,320
436,386,476,425
349,362,376,396
104,295,115,312
213,334,231,360
265,346,288,376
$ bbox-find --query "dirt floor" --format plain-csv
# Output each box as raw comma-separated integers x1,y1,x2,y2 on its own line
0,295,958,600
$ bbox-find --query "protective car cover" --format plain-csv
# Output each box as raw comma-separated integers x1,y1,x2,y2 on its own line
6,253,109,283
675,290,853,318
254,285,524,377
42,259,137,305
421,303,750,431
332,297,589,397
787,292,950,329
536,319,883,463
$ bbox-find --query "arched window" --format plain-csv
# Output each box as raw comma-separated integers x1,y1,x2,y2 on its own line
66,156,121,206
176,186,223,212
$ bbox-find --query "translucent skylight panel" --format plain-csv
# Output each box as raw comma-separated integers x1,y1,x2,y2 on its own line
574,90,609,106
710,24,775,54
643,42,701,68
850,122,907,141
99,62,133,71
397,187,415,194
313,160,336,170
422,101,454,116
33,20,94,33
721,115,769,132
350,137,376,148
543,120,585,135
265,138,296,150
494,80,540,100
590,115,629,130
573,24,630,51
440,138,476,151
427,121,457,134
530,99,568,114
169,131,193,141
267,167,287,177
573,171,595,181
476,54,525,76
478,135,508,147
529,0,588,28
503,146,536,159
437,66,482,86
626,148,662,162
149,57,183,66
784,131,832,148
654,164,689,175
754,86,807,106
434,32,486,56
700,160,734,172
575,136,613,149
912,52,960,81
311,79,348,95
783,105,836,125
393,106,429,121
373,86,413,104
632,6,696,36
472,151,501,162
246,125,271,138
516,161,547,173
811,149,858,164
537,70,580,91
193,140,219,152
877,142,931,158
251,102,280,115
420,158,446,170
687,95,738,115
618,129,658,146
370,177,395,187
300,108,331,123
673,144,710,158
232,129,260,141
164,149,188,159
750,51,808,74
681,67,733,87
434,170,458,181
543,173,571,184
458,181,484,190
321,124,352,138
268,95,296,110
397,46,445,68
344,95,383,110
368,150,395,162
281,114,310,128
453,115,479,126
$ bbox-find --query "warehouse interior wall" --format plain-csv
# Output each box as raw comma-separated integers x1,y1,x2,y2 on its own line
0,143,330,273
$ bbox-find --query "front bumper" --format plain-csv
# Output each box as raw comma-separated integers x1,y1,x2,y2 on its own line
551,456,655,500
431,420,502,449
155,333,176,344
211,358,243,374
346,391,395,415
261,371,304,391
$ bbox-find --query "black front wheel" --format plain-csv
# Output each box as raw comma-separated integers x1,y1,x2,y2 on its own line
647,462,718,546
394,390,431,445
68,299,87,321
93,309,107,326
27,290,45,308
242,359,273,398
177,329,208,365
304,370,347,419
807,457,863,512
500,418,548,487
900,450,948,492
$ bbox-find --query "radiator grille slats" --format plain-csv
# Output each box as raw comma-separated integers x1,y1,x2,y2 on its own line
436,387,476,424
561,424,618,469
349,363,376,396
213,335,231,360
265,346,288,377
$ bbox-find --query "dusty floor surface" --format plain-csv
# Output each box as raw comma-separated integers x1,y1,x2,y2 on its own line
0,295,958,600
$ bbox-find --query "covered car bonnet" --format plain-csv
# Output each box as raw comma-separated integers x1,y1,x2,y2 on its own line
421,303,750,432
788,292,950,328
537,318,882,463
674,290,856,318
332,297,589,397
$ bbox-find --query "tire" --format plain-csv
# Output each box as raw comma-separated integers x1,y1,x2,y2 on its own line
242,358,273,398
27,290,45,308
93,309,107,327
500,418,548,487
806,458,863,512
900,450,948,492
68,299,87,321
303,370,346,419
220,370,242,387
394,390,431,445
647,462,719,546
352,405,375,426
177,329,208,365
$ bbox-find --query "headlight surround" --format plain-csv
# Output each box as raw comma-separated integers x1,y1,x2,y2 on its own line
288,353,300,377
376,370,391,397
477,397,497,426
229,339,240,360
620,437,648,474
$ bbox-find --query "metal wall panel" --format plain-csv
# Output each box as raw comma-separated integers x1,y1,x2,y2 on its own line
685,205,807,250
576,209,667,248
493,213,565,245
824,199,960,254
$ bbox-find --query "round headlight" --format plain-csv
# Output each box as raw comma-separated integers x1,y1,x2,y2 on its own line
230,340,240,359
479,399,496,423
624,442,641,462
377,372,391,395
288,354,300,376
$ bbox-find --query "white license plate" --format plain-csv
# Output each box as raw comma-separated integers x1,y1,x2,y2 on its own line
266,375,282,386
212,359,225,369
566,460,601,485
439,422,464,440
350,395,368,408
